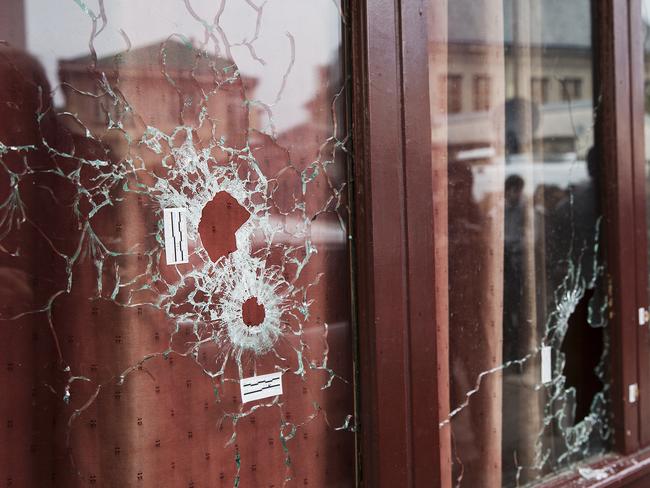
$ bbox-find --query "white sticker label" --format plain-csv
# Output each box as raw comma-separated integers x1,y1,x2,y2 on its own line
240,372,283,404
640,307,648,326
163,208,189,265
541,345,552,384
629,383,639,404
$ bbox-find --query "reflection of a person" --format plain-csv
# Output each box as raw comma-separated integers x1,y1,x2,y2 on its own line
505,97,539,158
502,97,538,363
500,97,538,487
447,158,486,479
503,174,525,362
0,44,60,486
550,147,599,280
0,45,57,312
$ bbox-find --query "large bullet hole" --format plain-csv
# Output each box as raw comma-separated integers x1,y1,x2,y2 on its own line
198,191,250,262
242,297,265,327
561,288,604,423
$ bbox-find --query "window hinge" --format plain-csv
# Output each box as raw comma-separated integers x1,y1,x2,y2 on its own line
639,307,649,326
629,383,639,404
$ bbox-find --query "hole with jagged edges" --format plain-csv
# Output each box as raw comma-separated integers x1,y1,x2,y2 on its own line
242,297,266,327
198,191,250,262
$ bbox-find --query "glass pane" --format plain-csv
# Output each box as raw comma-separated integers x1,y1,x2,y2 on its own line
0,1,355,486
428,1,610,486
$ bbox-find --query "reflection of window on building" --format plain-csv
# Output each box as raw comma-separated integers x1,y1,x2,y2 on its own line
562,77,583,101
473,74,491,112
531,77,549,104
448,74,463,114
437,75,447,113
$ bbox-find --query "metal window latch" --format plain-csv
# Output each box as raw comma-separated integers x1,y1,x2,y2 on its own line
629,383,639,404
639,307,649,326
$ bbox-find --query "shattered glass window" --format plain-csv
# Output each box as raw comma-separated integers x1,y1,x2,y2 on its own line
428,0,610,486
0,1,355,486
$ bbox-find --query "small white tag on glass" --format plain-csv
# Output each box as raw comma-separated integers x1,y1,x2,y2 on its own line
541,345,552,384
629,383,639,404
240,372,283,404
163,208,189,265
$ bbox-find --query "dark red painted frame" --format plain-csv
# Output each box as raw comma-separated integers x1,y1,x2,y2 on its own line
628,0,650,449
593,0,640,456
350,0,445,486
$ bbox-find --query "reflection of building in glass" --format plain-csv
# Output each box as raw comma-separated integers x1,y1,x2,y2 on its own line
432,0,596,160
58,40,259,167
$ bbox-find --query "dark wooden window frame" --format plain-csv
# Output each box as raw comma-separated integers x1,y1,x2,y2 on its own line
350,0,446,486
351,0,650,487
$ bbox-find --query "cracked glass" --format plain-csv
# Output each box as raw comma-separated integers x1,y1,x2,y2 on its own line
428,0,610,486
0,1,355,486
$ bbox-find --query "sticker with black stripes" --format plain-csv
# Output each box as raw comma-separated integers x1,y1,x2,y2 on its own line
240,371,283,403
163,208,189,265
